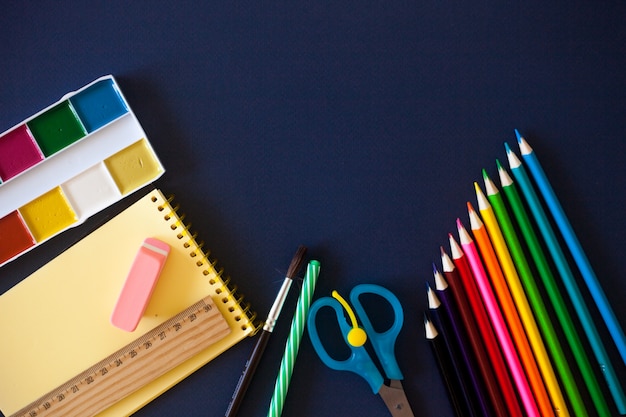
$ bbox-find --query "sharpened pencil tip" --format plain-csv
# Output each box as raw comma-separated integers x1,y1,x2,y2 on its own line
434,267,448,291
515,129,522,142
506,145,522,168
474,182,490,209
440,247,455,272
498,163,514,186
495,159,502,170
427,283,441,308
483,171,498,195
468,203,483,230
457,219,472,244
424,315,438,339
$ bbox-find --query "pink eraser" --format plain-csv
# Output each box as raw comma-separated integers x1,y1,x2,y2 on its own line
111,238,170,331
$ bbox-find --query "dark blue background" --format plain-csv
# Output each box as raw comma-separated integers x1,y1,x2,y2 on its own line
2,2,626,416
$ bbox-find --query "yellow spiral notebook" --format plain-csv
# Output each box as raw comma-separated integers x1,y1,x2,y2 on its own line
0,188,257,416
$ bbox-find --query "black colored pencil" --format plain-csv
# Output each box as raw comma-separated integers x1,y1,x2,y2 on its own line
425,315,469,417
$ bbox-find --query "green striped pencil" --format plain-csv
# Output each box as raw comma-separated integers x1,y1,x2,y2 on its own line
267,260,321,417
497,160,611,417
483,169,587,417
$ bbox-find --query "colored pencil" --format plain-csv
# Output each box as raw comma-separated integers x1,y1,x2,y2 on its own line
484,170,584,416
425,315,468,417
498,161,612,417
440,247,520,417
468,201,552,414
516,130,626,364
473,185,558,417
506,144,626,414
432,266,493,417
456,219,542,417
427,283,480,417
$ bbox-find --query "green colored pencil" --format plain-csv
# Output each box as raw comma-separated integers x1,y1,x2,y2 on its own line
497,161,611,417
483,169,588,417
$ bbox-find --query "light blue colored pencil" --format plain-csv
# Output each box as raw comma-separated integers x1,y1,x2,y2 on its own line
506,144,626,414
515,130,626,366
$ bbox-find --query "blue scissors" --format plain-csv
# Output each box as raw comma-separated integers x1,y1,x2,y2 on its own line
307,284,414,417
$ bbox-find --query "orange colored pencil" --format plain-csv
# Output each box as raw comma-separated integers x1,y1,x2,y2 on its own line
467,201,554,417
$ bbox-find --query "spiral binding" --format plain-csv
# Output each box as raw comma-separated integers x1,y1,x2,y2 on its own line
151,193,260,334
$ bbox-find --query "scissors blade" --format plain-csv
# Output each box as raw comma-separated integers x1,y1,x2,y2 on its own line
378,380,415,417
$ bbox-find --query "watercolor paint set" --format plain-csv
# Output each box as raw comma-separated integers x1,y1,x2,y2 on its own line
0,75,164,266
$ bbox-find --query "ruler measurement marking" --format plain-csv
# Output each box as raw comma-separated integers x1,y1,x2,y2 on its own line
12,297,230,417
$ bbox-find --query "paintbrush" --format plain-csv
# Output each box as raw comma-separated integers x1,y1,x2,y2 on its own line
224,245,307,417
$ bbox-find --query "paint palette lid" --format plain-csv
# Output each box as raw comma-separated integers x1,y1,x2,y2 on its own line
0,75,165,267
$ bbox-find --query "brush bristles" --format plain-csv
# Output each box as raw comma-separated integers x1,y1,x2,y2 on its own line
286,245,307,279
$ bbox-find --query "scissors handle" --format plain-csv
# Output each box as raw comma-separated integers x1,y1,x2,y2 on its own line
307,297,384,393
350,284,404,381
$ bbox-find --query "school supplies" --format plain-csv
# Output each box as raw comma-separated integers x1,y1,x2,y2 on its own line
427,282,484,416
427,270,490,417
225,246,307,417
456,219,542,417
439,247,519,417
497,162,612,416
0,75,164,266
506,144,626,413
443,242,522,417
426,132,626,417
515,131,626,364
0,188,257,417
307,284,414,417
473,186,560,416
483,171,586,416
268,260,321,417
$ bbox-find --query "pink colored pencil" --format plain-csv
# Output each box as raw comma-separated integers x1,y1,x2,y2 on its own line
456,219,541,417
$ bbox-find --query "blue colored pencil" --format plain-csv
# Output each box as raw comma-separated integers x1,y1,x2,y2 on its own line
515,130,626,365
506,143,626,414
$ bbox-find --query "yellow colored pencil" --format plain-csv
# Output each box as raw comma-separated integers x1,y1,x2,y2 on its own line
475,182,566,417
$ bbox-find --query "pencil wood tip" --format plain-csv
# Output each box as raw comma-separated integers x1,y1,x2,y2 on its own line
475,183,490,209
483,171,498,195
506,145,522,168
514,128,522,142
286,245,307,279
498,163,514,186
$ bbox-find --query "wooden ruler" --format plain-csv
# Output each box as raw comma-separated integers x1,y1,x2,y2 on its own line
10,296,231,417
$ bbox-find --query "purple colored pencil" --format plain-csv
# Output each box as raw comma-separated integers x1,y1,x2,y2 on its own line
432,265,494,417
427,283,482,417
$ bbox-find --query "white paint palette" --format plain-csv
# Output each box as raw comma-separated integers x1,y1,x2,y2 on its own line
0,75,164,266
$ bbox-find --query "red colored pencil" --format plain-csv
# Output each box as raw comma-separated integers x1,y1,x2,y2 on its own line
456,220,541,417
441,244,523,417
